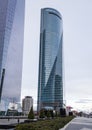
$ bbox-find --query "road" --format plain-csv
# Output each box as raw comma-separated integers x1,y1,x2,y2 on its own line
60,117,92,130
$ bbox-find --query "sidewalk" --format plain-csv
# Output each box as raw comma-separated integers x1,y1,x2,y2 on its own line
0,118,25,125
60,117,92,130
0,118,25,129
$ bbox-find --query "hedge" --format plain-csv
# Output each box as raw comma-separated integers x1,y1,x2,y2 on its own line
15,116,74,130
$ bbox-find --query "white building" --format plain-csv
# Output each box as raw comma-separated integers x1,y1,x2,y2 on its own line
22,96,33,115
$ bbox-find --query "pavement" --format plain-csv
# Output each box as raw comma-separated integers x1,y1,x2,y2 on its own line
0,119,25,125
60,117,92,130
0,119,25,129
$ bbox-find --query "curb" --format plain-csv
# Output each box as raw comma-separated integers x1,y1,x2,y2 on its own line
59,117,75,130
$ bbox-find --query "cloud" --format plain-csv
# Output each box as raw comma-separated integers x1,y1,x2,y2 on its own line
75,99,92,104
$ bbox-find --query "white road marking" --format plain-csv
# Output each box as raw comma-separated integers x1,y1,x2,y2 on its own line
71,121,92,126
80,128,92,130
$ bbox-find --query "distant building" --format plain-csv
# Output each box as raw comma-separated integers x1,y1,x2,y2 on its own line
66,106,72,116
0,0,25,111
8,102,22,112
37,8,63,112
22,96,33,115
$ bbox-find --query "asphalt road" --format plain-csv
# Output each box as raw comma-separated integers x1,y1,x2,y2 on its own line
60,117,92,130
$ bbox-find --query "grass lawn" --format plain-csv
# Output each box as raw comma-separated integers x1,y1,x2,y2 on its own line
15,116,74,130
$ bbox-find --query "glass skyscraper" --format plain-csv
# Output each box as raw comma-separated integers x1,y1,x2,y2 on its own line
0,0,25,110
38,8,63,111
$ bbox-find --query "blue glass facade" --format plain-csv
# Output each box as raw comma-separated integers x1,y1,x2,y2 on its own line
38,8,63,111
0,0,25,110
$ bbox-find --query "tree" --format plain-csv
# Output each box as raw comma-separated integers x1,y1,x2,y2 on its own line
55,111,58,117
28,106,34,119
50,110,54,118
60,108,66,117
47,110,51,118
39,109,45,118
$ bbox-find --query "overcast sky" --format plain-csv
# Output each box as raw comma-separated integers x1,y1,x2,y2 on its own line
21,0,92,112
